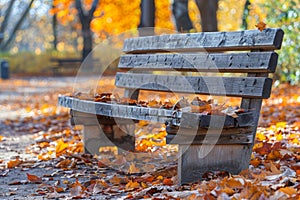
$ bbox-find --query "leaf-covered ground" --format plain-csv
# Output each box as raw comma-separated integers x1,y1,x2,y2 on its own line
0,77,299,199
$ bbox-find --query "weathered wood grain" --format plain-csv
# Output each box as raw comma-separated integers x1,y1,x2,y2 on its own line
123,28,284,53
178,144,252,184
59,96,254,128
115,73,273,98
166,132,253,144
119,52,278,73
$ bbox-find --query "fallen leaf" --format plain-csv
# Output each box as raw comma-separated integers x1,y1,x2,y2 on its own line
162,178,173,186
27,173,42,184
109,175,122,185
125,180,140,190
279,187,297,196
55,139,69,156
56,159,72,168
70,179,84,197
6,158,22,168
255,21,266,31
128,162,140,174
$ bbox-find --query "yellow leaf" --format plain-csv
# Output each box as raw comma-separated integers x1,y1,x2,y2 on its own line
125,180,140,190
276,133,283,141
256,132,266,141
279,187,297,196
141,182,148,188
221,186,235,196
55,139,69,156
276,122,287,129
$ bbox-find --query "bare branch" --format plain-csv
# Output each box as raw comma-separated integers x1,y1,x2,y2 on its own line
0,0,15,33
0,0,35,50
89,0,99,18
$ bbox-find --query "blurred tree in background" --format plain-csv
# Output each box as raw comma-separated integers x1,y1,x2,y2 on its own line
0,0,298,82
264,0,299,84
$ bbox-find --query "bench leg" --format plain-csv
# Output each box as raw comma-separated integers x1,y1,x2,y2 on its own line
112,124,135,153
178,144,252,184
83,124,136,155
83,125,115,155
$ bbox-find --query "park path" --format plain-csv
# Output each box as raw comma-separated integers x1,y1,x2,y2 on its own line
0,76,76,199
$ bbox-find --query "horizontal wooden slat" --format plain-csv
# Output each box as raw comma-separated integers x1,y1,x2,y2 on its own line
123,28,284,53
166,132,253,144
118,52,278,73
115,73,273,98
58,96,253,128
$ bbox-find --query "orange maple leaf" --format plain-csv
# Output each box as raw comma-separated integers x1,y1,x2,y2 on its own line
255,21,266,31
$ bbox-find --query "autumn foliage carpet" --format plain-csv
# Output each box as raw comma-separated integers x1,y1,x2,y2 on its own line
0,78,299,199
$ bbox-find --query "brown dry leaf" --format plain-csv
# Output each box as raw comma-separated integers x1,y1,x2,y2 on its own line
266,150,282,160
26,173,42,184
70,179,84,197
162,178,173,186
109,175,122,185
254,142,272,155
221,186,235,196
97,157,111,167
255,21,266,31
56,159,72,168
225,177,244,189
54,186,65,193
128,162,140,174
250,158,261,167
6,158,22,168
114,155,127,166
265,161,281,175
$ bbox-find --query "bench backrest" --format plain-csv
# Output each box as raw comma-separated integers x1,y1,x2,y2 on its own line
115,29,283,123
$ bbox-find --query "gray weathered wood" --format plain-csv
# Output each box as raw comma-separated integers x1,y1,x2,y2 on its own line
119,52,278,73
178,144,252,184
115,73,273,98
59,96,254,128
166,132,253,145
123,28,284,53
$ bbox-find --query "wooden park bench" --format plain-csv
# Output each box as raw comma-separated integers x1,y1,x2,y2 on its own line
58,28,284,184
50,58,82,76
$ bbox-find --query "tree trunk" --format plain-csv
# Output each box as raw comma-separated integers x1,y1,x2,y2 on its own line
75,0,99,60
138,0,155,36
195,0,218,32
0,0,34,51
241,0,251,30
81,19,93,60
52,1,57,50
172,0,193,32
0,0,15,45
